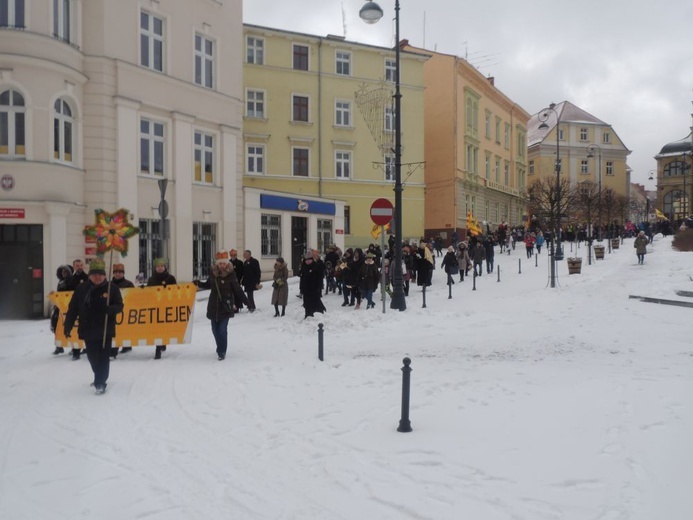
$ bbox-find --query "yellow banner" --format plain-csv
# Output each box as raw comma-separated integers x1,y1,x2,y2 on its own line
655,208,668,220
466,211,483,236
48,283,197,348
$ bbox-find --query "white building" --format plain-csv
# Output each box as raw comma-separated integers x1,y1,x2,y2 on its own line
0,0,244,318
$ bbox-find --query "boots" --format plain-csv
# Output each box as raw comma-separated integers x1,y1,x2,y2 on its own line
281,306,285,316
274,305,280,317
52,347,64,355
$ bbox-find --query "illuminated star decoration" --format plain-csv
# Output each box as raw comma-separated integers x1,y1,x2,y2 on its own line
83,208,139,257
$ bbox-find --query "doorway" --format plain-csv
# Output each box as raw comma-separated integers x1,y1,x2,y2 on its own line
291,216,307,276
0,224,44,319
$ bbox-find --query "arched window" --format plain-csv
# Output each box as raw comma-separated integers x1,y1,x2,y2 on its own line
664,161,687,177
0,89,25,157
53,98,73,162
663,190,687,219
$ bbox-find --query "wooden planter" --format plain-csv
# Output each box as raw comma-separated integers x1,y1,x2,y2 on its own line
594,245,605,260
567,258,582,274
611,238,620,249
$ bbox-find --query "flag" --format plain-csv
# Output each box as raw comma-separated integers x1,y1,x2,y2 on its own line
466,211,483,236
370,222,392,240
655,208,668,220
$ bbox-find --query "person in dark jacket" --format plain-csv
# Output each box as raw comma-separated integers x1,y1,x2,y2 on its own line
63,259,124,394
358,252,380,309
483,238,495,274
471,241,485,277
300,252,326,318
441,246,459,285
415,242,433,287
347,248,364,307
271,257,289,317
147,258,177,359
196,251,245,360
65,259,89,360
228,249,244,309
242,250,261,312
109,263,135,357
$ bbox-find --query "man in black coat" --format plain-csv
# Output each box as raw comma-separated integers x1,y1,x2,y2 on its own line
242,249,261,312
63,259,124,394
299,253,326,318
65,259,89,360
110,263,135,357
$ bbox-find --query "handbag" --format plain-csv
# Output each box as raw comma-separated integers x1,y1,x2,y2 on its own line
214,278,234,313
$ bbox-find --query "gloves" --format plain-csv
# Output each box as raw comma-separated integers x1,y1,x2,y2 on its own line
64,328,72,338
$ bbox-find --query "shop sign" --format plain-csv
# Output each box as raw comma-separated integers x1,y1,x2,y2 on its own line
0,208,25,218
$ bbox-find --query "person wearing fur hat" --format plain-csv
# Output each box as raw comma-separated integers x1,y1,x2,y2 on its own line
110,263,135,357
299,252,326,318
271,257,289,317
195,250,246,360
147,258,177,359
50,264,74,355
358,252,380,309
63,259,124,395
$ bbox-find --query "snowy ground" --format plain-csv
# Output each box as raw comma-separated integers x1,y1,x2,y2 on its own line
1,236,692,520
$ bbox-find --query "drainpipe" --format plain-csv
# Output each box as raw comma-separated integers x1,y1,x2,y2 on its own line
318,38,323,197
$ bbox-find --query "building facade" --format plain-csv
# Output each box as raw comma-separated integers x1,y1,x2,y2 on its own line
653,132,693,222
0,0,244,318
242,24,427,272
404,43,530,242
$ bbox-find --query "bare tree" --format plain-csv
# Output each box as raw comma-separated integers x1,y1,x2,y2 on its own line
614,194,630,228
602,188,617,237
528,177,580,236
575,181,599,263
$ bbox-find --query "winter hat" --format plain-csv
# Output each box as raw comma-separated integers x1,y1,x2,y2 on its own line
88,259,106,275
304,252,314,259
215,250,229,264
366,252,376,258
447,246,454,252
229,248,238,256
153,258,168,267
276,257,285,264
112,263,125,273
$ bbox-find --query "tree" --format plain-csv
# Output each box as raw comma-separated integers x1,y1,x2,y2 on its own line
575,181,599,239
602,188,617,237
527,177,580,235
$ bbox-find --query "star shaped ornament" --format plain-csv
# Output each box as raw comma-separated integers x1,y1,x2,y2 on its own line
83,208,140,256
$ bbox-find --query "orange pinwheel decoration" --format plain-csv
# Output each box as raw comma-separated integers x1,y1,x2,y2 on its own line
83,208,139,257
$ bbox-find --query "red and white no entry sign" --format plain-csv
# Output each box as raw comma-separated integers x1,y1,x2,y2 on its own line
370,198,394,226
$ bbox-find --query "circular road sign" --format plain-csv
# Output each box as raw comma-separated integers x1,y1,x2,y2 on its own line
370,198,394,226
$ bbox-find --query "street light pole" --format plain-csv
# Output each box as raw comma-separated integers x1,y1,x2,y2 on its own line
587,144,602,241
538,103,562,288
360,0,406,310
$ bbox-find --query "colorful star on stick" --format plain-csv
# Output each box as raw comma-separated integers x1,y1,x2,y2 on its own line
83,208,139,257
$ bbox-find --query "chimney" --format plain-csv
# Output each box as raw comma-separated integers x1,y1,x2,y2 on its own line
487,76,495,86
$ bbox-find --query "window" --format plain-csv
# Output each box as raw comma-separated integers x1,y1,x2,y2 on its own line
495,158,500,182
247,36,264,65
193,222,216,280
664,190,687,219
384,153,395,181
504,123,510,149
336,51,351,76
606,161,614,176
579,127,588,141
580,159,589,175
344,206,351,235
529,160,534,175
335,101,351,127
247,144,265,174
558,128,564,140
495,117,501,143
518,169,526,190
246,89,265,118
335,151,351,179
140,11,165,72
293,147,309,176
516,131,526,159
0,0,25,28
385,58,396,82
603,132,611,144
195,34,214,88
140,118,165,175
384,107,394,132
138,219,163,277
0,89,25,157
485,111,491,139
293,44,309,71
53,0,71,42
466,145,478,174
465,194,470,214
664,161,686,177
485,200,489,222
194,131,214,184
53,98,73,163
495,202,500,223
504,162,509,185
466,96,479,137
485,153,491,179
292,95,309,122
317,219,332,254
261,214,281,257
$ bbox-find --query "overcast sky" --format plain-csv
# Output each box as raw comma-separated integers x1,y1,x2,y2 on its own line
244,0,693,187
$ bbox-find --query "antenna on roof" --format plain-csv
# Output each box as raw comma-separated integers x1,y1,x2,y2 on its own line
423,11,426,49
342,2,347,38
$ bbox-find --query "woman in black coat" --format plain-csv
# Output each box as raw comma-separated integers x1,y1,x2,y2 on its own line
299,253,326,318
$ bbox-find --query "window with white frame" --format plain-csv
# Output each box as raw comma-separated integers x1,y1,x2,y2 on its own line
140,118,165,176
504,162,509,185
140,11,165,72
385,58,396,82
0,0,25,28
529,160,534,175
465,194,470,215
495,158,500,182
579,127,588,141
138,219,163,277
336,50,351,76
0,89,25,157
261,214,281,257
195,33,214,88
384,153,395,182
466,145,478,174
292,95,309,122
603,132,611,144
485,111,491,139
384,106,394,132
293,147,309,176
606,161,614,176
53,98,73,163
504,123,510,149
293,44,309,71
246,144,265,174
53,0,72,43
193,222,216,280
246,89,265,118
580,159,589,175
344,205,351,235
194,131,214,184
335,100,351,127
485,153,491,179
247,36,264,65
335,150,351,179
317,219,332,254
558,128,564,140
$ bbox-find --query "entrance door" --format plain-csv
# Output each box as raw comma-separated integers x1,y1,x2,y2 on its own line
291,216,307,276
0,225,44,319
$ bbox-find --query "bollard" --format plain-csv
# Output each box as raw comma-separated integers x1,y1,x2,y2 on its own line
318,323,324,362
473,269,477,291
497,265,500,282
448,275,452,299
397,357,413,433
535,253,538,267
422,284,427,308
518,258,522,274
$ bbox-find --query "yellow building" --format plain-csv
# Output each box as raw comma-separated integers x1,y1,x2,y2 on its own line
527,101,632,204
404,44,530,243
242,25,427,272
653,132,692,221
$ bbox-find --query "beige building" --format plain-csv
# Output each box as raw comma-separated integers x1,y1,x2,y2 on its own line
0,0,244,318
242,25,427,272
653,132,692,221
404,43,530,242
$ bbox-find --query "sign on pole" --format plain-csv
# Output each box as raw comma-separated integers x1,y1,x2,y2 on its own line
370,198,394,226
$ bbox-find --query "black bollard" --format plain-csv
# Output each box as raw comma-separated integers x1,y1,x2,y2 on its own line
422,284,427,308
497,265,500,282
535,253,538,267
397,357,413,433
518,258,522,274
448,275,452,299
318,323,324,361
473,269,477,291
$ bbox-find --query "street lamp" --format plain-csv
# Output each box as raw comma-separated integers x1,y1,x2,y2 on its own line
360,0,406,311
586,144,603,241
538,103,563,289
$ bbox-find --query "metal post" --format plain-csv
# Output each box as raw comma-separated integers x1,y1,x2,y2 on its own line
497,265,500,282
380,225,387,314
397,357,412,433
518,258,521,274
318,323,324,362
448,274,452,299
422,284,427,308
535,253,538,267
473,269,477,291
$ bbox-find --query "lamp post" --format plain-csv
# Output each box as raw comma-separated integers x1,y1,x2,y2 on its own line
538,103,563,288
360,0,406,311
586,144,602,241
